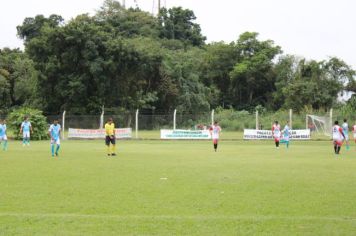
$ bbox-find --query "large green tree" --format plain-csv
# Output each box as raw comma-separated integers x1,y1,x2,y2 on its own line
158,7,206,47
0,48,37,110
229,32,282,109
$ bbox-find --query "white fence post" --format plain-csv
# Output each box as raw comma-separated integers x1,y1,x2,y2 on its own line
135,109,139,139
100,105,104,129
256,110,259,130
329,108,333,134
173,109,177,130
289,109,293,129
62,111,66,140
211,109,215,126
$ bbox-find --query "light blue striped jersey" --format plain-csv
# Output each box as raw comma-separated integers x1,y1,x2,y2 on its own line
21,121,31,132
342,122,349,135
49,124,61,140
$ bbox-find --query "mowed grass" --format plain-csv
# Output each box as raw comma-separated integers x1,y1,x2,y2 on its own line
1,140,356,235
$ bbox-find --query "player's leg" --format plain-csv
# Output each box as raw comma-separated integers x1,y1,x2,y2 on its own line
111,138,116,156
105,136,111,156
55,139,60,156
51,139,55,157
3,135,8,151
22,132,26,146
27,133,30,146
213,139,218,151
333,141,337,154
275,138,279,148
346,136,350,150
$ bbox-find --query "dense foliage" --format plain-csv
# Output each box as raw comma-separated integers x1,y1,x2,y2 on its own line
0,0,355,115
7,107,49,140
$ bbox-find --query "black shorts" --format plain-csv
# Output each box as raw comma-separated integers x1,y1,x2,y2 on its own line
105,135,116,145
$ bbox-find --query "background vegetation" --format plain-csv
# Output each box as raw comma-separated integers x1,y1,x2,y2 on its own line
0,0,355,120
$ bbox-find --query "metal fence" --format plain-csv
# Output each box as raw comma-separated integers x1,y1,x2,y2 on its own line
3,109,355,139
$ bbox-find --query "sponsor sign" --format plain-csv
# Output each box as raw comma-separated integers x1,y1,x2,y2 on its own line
243,129,310,140
161,129,212,140
68,128,132,139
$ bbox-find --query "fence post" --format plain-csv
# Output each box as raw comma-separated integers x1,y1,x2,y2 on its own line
256,110,259,130
289,109,293,129
173,109,177,130
135,109,139,139
211,109,215,126
100,105,104,129
329,108,333,134
306,115,308,129
62,110,66,140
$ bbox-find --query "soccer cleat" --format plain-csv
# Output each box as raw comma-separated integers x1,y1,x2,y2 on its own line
111,153,117,156
55,152,58,157
107,154,111,156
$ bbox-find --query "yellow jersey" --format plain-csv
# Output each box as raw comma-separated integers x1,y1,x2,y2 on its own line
105,123,115,136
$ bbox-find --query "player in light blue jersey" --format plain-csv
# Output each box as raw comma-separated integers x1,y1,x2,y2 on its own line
20,116,33,146
48,119,61,157
342,119,350,150
280,121,290,148
0,119,8,151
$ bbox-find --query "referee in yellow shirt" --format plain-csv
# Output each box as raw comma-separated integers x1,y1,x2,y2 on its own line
105,118,116,156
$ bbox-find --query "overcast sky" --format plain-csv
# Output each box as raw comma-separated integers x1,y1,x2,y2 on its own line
1,0,355,68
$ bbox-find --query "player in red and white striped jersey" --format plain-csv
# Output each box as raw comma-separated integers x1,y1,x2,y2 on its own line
332,120,345,155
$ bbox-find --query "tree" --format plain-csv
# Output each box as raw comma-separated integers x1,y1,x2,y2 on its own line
202,42,237,108
17,14,63,42
229,32,282,109
0,48,37,110
158,7,206,47
278,57,353,111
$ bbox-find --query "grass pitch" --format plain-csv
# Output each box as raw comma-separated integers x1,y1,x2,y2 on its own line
1,140,356,235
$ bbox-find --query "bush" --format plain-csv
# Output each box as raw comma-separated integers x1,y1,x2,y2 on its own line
7,107,49,140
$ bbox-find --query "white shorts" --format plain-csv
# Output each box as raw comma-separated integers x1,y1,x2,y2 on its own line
0,135,7,141
51,138,60,145
353,134,356,139
282,136,289,141
344,135,349,141
23,131,30,138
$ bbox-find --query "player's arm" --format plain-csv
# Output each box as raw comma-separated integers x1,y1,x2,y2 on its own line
48,127,53,139
30,124,33,133
19,123,23,134
112,125,115,137
339,127,346,139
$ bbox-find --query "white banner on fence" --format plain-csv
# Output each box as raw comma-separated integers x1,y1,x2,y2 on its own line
243,129,310,140
161,129,212,140
68,128,132,139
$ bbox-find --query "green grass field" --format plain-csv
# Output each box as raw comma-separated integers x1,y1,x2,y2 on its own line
1,140,356,235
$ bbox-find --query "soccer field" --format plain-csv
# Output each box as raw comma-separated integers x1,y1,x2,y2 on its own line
1,140,356,235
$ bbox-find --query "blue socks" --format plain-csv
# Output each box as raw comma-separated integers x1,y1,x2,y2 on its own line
51,144,60,157
51,144,55,156
56,145,60,155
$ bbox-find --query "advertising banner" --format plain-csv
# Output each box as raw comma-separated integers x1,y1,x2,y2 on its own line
160,129,212,140
243,129,310,140
68,128,132,139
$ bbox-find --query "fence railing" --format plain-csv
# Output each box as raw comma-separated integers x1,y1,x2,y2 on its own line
4,109,355,140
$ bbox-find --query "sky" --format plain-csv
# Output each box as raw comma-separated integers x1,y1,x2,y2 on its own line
1,0,356,68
